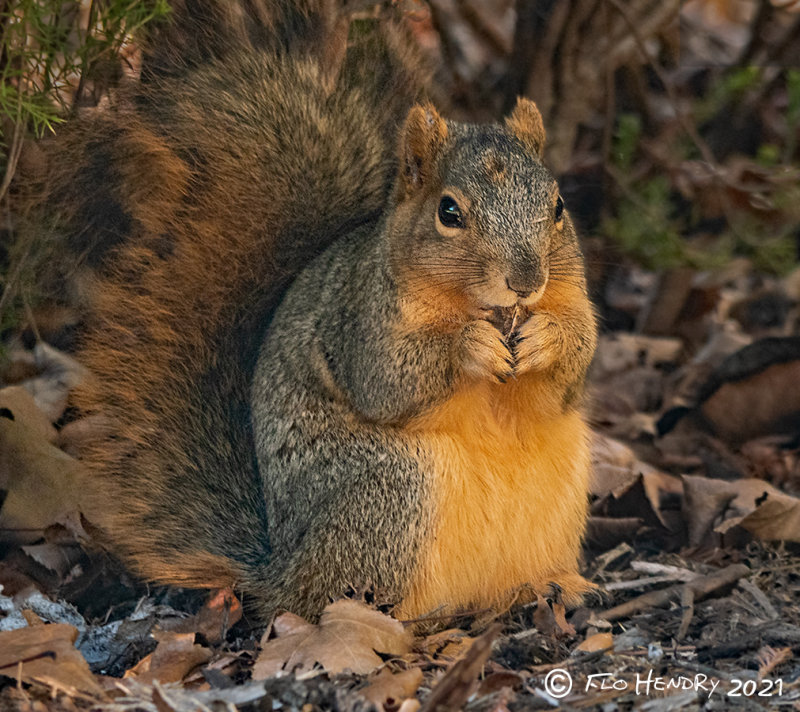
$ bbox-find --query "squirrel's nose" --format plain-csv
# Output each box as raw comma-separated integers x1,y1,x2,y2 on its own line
505,276,533,299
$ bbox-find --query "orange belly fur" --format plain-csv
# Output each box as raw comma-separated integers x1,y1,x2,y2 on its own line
398,373,591,619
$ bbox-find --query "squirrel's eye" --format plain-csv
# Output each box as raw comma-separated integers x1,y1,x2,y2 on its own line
438,196,464,228
555,196,564,223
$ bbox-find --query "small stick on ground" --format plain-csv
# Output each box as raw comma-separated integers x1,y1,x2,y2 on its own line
677,586,695,640
600,564,750,622
604,574,694,592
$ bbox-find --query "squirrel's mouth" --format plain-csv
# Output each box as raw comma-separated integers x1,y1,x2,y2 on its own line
488,305,523,337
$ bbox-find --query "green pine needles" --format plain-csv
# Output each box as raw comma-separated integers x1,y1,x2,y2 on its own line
1,0,169,199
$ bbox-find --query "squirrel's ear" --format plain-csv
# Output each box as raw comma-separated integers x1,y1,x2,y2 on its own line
400,103,447,193
505,97,545,157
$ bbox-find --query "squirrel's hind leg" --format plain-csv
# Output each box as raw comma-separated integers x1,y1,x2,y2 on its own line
249,406,432,619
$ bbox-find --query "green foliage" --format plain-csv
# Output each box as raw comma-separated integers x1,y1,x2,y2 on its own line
604,178,678,270
695,66,762,124
1,0,170,171
605,69,800,275
603,175,727,272
611,113,641,173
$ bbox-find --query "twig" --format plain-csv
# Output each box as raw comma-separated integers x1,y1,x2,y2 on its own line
629,561,698,579
0,89,26,203
599,564,750,622
604,574,694,592
460,0,511,58
71,0,97,112
738,579,780,621
676,586,694,640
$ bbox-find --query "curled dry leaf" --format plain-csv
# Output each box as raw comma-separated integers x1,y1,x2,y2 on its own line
683,475,800,545
532,593,557,636
193,588,242,644
0,397,86,545
477,671,523,696
125,629,212,684
591,434,682,529
0,622,103,696
590,434,646,498
0,386,57,443
551,600,576,637
253,599,412,678
661,337,800,441
419,624,501,712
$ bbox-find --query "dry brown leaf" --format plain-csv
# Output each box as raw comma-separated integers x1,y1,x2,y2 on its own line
182,652,245,685
167,588,243,645
0,407,86,544
272,610,313,637
700,359,800,441
592,436,682,530
195,588,242,644
532,594,557,636
683,475,746,547
0,623,104,696
125,629,212,684
0,386,57,443
253,599,412,678
360,667,423,711
718,480,800,542
683,475,800,545
575,632,613,653
20,541,85,579
419,624,501,712
21,609,45,626
552,601,576,637
585,516,643,550
590,434,645,498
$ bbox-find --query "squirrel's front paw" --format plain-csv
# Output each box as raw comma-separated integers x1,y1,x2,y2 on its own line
458,320,515,383
513,311,562,375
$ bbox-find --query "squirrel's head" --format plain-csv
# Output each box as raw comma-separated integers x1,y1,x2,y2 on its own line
390,98,579,318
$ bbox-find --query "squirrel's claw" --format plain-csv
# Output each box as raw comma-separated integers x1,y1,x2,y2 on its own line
513,311,562,375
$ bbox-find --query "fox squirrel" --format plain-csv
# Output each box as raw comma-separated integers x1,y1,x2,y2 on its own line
36,1,597,620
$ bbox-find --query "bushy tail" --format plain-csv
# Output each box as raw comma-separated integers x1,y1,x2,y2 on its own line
49,2,430,589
